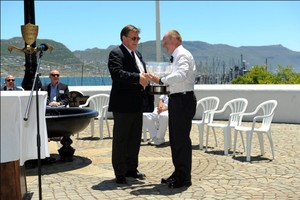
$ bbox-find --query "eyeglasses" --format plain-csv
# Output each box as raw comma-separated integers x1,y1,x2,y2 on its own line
51,74,60,77
6,79,15,82
127,36,141,42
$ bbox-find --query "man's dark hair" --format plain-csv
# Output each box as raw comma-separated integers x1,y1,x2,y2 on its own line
120,24,140,41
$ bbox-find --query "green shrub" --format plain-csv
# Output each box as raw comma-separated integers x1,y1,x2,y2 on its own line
231,65,300,84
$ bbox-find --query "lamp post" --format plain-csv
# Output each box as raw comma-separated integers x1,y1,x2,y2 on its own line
22,0,40,90
7,1,53,200
22,3,43,200
8,0,53,90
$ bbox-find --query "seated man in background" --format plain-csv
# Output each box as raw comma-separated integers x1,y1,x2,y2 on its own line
143,94,169,146
41,69,70,107
1,74,23,91
41,69,70,143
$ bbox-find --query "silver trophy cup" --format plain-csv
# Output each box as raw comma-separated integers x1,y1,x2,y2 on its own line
146,62,172,95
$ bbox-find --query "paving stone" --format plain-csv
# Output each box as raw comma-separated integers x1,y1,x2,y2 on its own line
25,121,300,199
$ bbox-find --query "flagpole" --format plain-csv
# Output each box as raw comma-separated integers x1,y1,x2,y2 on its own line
156,0,161,62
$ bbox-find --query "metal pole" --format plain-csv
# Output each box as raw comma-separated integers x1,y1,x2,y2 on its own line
155,0,161,62
81,63,84,86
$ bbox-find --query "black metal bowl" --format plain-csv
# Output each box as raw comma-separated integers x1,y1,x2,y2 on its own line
45,107,98,137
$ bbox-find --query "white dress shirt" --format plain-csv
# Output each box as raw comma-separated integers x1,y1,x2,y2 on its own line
134,51,145,73
123,44,144,73
161,45,196,94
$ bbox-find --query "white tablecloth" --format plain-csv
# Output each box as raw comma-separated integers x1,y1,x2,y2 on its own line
1,91,50,165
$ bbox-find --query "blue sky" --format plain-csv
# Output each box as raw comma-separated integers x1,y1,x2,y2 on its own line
1,1,300,52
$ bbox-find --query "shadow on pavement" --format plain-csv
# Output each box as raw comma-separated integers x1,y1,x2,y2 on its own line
76,136,113,140
26,154,92,176
129,183,188,196
231,155,273,163
92,179,187,196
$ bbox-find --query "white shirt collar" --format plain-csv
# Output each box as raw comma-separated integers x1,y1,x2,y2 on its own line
123,44,134,54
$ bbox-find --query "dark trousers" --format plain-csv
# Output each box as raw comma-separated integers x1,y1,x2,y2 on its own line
168,92,197,181
112,112,143,176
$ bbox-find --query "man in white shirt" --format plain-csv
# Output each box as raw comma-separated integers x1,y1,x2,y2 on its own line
146,30,197,189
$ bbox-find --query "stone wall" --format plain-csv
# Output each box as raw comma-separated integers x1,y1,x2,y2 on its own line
69,84,300,124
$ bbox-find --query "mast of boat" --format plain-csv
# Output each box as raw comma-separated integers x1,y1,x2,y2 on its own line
156,0,161,62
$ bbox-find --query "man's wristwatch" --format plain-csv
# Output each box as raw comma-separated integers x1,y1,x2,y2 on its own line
159,78,164,85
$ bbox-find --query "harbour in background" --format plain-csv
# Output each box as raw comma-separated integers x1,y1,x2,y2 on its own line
0,76,112,87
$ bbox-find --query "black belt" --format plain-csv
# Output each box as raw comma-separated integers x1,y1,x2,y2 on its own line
169,91,194,97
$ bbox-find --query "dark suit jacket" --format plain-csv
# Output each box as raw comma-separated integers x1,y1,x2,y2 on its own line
1,86,23,91
41,82,70,106
108,44,147,113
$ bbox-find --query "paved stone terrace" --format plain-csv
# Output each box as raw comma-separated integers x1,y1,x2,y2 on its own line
25,120,300,200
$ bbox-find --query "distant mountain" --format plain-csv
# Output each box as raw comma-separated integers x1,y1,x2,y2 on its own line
1,37,83,77
1,37,300,78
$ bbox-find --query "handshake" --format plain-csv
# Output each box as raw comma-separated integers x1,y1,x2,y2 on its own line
139,73,161,87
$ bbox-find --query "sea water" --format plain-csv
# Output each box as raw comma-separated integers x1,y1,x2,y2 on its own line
0,76,112,87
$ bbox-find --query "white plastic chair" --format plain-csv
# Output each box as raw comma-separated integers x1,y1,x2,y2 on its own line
192,96,220,150
16,86,25,91
79,94,110,139
142,124,148,142
206,98,248,155
233,100,278,162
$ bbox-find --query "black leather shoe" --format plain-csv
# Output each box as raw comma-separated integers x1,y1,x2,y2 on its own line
168,178,192,188
116,175,127,184
125,170,146,179
161,176,174,184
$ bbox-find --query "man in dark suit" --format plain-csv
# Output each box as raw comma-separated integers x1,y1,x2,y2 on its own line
41,69,70,107
108,25,149,184
1,74,23,91
38,69,70,163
